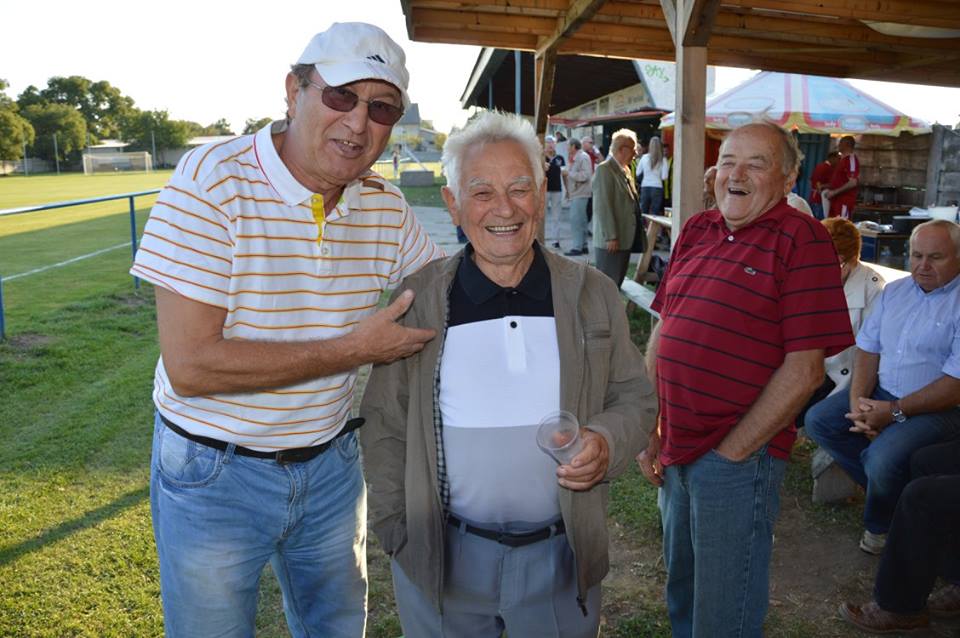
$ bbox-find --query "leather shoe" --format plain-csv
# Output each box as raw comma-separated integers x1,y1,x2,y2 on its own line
563,249,584,256
928,583,960,618
839,601,929,633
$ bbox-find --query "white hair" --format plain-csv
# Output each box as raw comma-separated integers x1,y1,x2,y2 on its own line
724,120,804,176
442,111,544,203
911,219,960,258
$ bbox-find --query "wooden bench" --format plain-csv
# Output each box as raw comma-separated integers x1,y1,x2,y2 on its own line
620,279,659,319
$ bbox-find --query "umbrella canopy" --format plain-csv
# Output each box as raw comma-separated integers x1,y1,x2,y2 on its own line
660,72,930,137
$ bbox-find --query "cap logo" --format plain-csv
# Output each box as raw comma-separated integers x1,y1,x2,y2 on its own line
366,54,386,63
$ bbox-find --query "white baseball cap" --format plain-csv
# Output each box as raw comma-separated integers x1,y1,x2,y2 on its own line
296,22,410,109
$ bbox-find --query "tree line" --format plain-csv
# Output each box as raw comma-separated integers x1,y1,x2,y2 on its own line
0,75,273,164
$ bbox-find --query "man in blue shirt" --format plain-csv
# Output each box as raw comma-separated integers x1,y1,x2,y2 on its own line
806,219,960,555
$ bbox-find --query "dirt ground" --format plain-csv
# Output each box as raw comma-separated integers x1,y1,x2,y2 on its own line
601,485,960,637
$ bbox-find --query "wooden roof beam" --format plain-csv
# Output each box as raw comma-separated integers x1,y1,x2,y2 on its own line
721,0,960,30
682,0,721,46
535,0,608,58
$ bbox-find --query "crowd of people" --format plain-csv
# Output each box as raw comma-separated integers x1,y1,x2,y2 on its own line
130,20,959,638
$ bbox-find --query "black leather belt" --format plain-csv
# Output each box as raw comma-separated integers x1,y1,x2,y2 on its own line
159,413,364,464
447,514,565,548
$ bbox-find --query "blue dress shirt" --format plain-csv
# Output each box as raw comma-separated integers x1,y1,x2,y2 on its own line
856,273,960,398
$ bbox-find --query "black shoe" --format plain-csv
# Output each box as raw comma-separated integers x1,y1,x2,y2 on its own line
552,242,561,248
563,249,584,256
581,245,589,253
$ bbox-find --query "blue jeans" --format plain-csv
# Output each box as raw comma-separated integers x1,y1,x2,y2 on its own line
804,386,960,534
810,202,825,220
639,186,664,216
659,448,786,638
568,197,590,250
150,413,367,637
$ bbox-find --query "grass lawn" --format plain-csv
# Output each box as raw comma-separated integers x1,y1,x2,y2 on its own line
0,172,868,637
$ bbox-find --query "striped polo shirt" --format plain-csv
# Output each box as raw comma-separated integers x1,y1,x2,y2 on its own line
651,200,853,465
131,121,442,450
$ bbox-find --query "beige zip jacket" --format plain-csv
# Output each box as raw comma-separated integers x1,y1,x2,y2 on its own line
359,246,657,612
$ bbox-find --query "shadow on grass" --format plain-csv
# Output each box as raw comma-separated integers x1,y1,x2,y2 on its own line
0,484,149,567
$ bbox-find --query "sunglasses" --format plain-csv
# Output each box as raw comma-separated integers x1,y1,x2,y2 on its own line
307,79,404,126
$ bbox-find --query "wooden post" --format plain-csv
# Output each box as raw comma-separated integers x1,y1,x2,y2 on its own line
672,44,707,245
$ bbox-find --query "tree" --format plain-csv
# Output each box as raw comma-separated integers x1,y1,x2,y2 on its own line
18,76,136,141
21,103,86,162
0,110,35,159
0,80,34,159
123,110,191,151
433,131,447,152
200,118,234,136
243,117,272,134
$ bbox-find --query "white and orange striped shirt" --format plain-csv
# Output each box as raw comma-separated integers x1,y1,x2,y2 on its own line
131,121,442,450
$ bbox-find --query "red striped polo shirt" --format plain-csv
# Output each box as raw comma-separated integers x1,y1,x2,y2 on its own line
651,200,853,465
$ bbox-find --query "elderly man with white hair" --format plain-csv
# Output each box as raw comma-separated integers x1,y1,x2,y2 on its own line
360,111,656,637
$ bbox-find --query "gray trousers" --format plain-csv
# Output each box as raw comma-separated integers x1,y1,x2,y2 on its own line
391,522,601,638
594,248,631,286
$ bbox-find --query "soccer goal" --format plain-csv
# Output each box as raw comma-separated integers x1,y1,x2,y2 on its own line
82,152,153,175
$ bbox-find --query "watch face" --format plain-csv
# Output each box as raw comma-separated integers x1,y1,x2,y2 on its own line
893,410,907,423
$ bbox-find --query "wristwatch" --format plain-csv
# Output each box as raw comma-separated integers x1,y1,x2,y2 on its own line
891,400,907,424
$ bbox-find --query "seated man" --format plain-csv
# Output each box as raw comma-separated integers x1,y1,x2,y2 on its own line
806,219,960,554
359,111,657,637
840,439,960,633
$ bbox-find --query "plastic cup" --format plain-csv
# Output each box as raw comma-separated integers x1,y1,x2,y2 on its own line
536,410,584,465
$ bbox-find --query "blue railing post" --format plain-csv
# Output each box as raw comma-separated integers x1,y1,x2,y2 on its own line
0,274,5,342
128,195,140,289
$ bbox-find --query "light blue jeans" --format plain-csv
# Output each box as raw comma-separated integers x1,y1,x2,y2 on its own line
150,413,367,638
659,447,786,638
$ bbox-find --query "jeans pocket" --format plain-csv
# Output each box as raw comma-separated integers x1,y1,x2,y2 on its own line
335,430,360,464
707,446,763,466
156,424,224,488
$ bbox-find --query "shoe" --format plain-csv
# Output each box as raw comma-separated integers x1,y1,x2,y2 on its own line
563,249,584,256
927,583,960,618
859,530,886,555
581,245,589,253
839,601,929,633
552,242,561,249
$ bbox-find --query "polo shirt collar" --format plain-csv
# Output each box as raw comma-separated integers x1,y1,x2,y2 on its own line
253,121,312,207
252,120,373,214
458,242,550,305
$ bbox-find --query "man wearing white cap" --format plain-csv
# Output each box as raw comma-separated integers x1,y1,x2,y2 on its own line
131,22,442,636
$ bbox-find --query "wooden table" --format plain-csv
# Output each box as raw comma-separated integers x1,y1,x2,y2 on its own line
632,213,674,284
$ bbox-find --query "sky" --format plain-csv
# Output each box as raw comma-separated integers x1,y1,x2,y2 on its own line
3,0,959,136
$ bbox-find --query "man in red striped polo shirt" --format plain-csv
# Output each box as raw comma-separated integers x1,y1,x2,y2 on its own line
637,121,854,638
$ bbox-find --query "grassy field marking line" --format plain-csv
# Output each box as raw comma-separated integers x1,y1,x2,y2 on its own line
6,242,130,281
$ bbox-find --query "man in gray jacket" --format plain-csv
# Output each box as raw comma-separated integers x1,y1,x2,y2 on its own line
360,111,656,637
563,138,595,256
592,129,639,285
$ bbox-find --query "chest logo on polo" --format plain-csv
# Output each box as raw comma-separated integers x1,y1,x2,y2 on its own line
744,266,757,275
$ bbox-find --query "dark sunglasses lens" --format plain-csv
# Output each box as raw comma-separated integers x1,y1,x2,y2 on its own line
321,86,358,112
368,102,403,126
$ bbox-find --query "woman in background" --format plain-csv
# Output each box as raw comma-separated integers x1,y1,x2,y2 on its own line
635,136,669,216
821,217,887,396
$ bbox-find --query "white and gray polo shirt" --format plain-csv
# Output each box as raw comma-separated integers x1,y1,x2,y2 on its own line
439,244,562,532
